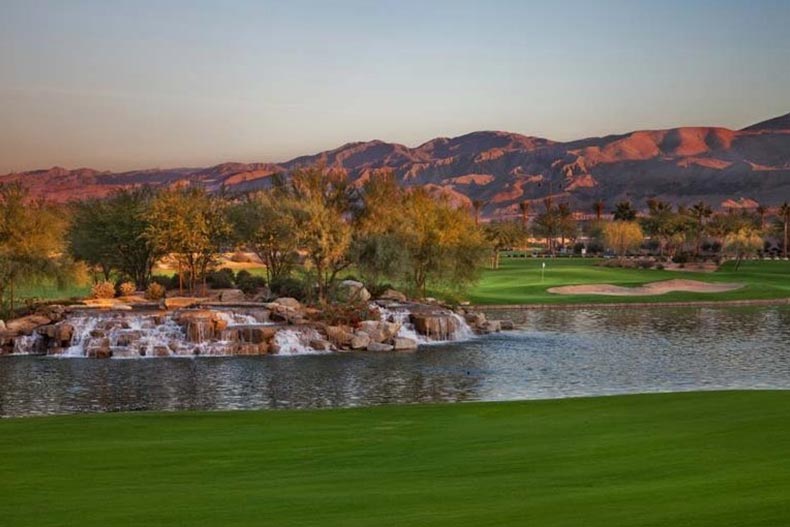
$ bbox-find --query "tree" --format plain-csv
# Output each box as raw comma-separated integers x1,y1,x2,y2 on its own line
778,202,790,258
400,188,489,298
471,199,486,227
146,187,232,294
613,201,637,221
641,199,680,257
279,166,353,303
0,183,72,315
485,221,524,269
725,226,763,270
229,190,298,284
755,203,767,230
518,201,531,228
688,201,713,258
68,188,163,289
351,172,410,287
604,221,644,257
593,199,605,221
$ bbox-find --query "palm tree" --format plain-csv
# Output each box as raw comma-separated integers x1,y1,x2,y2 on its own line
689,200,713,258
613,201,637,221
471,199,486,227
780,202,790,258
756,203,767,229
593,200,605,221
518,201,530,228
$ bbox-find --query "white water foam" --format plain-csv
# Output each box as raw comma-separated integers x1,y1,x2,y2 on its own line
273,328,326,356
377,305,475,345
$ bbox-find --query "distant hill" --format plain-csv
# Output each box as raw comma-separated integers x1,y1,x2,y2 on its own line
3,112,789,217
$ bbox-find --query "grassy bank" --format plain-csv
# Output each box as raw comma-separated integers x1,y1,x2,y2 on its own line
1,391,789,526
469,258,790,305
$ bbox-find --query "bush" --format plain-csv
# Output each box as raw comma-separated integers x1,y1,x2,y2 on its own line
118,281,136,296
366,282,394,299
150,275,174,290
145,282,166,300
237,274,267,296
637,259,654,269
90,281,116,299
206,268,235,289
672,252,690,264
268,276,309,300
312,301,378,326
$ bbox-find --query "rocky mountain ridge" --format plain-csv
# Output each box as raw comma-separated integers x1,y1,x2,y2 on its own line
3,112,789,217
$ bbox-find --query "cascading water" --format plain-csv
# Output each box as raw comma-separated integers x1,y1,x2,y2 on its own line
377,304,476,344
273,328,326,355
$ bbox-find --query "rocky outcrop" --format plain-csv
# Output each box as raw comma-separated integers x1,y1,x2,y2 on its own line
338,280,371,303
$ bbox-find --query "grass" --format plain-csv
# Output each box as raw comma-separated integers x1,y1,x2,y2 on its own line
469,257,790,305
1,391,789,526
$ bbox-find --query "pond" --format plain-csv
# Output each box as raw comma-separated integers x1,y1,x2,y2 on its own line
1,306,788,417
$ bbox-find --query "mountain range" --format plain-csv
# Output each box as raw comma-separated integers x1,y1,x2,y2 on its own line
3,112,789,218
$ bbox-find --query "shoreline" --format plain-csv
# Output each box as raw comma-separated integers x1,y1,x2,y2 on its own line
473,297,790,310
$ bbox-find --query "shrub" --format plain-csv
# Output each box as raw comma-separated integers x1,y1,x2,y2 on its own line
206,268,235,289
269,276,307,300
90,281,116,299
672,252,690,264
118,281,136,296
145,282,166,300
312,300,378,326
151,275,174,290
237,274,267,296
637,259,654,269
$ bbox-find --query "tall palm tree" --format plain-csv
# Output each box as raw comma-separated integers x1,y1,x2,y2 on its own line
780,201,790,258
518,201,530,228
613,201,636,221
756,203,767,229
689,200,713,258
593,199,605,221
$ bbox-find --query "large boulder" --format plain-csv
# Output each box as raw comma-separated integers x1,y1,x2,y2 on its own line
37,323,75,347
5,314,52,336
309,339,332,351
325,326,355,347
409,314,458,340
338,280,371,303
350,333,371,350
367,342,394,352
216,289,246,303
393,337,418,351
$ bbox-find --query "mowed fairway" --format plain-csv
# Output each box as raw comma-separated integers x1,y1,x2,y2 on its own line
1,391,789,526
469,258,790,305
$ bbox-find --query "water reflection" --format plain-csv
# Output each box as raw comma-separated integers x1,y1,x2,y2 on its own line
1,306,788,417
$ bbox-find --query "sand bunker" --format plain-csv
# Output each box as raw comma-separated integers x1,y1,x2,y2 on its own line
548,279,744,297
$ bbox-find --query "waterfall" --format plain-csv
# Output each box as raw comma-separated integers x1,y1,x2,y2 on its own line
377,304,476,344
273,328,326,355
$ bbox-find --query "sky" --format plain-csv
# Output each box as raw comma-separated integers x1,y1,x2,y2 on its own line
1,0,789,173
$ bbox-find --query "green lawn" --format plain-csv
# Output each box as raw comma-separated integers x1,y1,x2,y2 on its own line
469,257,790,305
1,391,788,526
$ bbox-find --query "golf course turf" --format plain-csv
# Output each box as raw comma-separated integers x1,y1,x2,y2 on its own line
2,390,789,526
469,258,790,305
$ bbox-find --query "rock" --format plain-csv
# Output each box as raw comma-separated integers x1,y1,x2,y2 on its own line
325,326,355,347
500,320,515,331
350,333,371,350
378,289,407,303
0,320,4,331
223,325,277,344
367,342,394,352
115,330,142,347
153,346,170,357
464,311,487,327
217,289,246,303
392,337,418,351
232,342,270,356
86,337,112,358
480,320,502,334
164,297,207,310
272,297,302,310
36,305,66,323
338,280,371,303
410,314,458,340
309,339,332,351
53,323,74,347
6,315,52,336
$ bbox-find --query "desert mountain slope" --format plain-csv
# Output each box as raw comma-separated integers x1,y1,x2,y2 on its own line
3,114,789,216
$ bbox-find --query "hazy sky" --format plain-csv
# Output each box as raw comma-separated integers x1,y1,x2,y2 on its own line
1,0,789,173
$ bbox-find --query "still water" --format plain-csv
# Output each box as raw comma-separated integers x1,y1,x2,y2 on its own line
1,306,788,417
